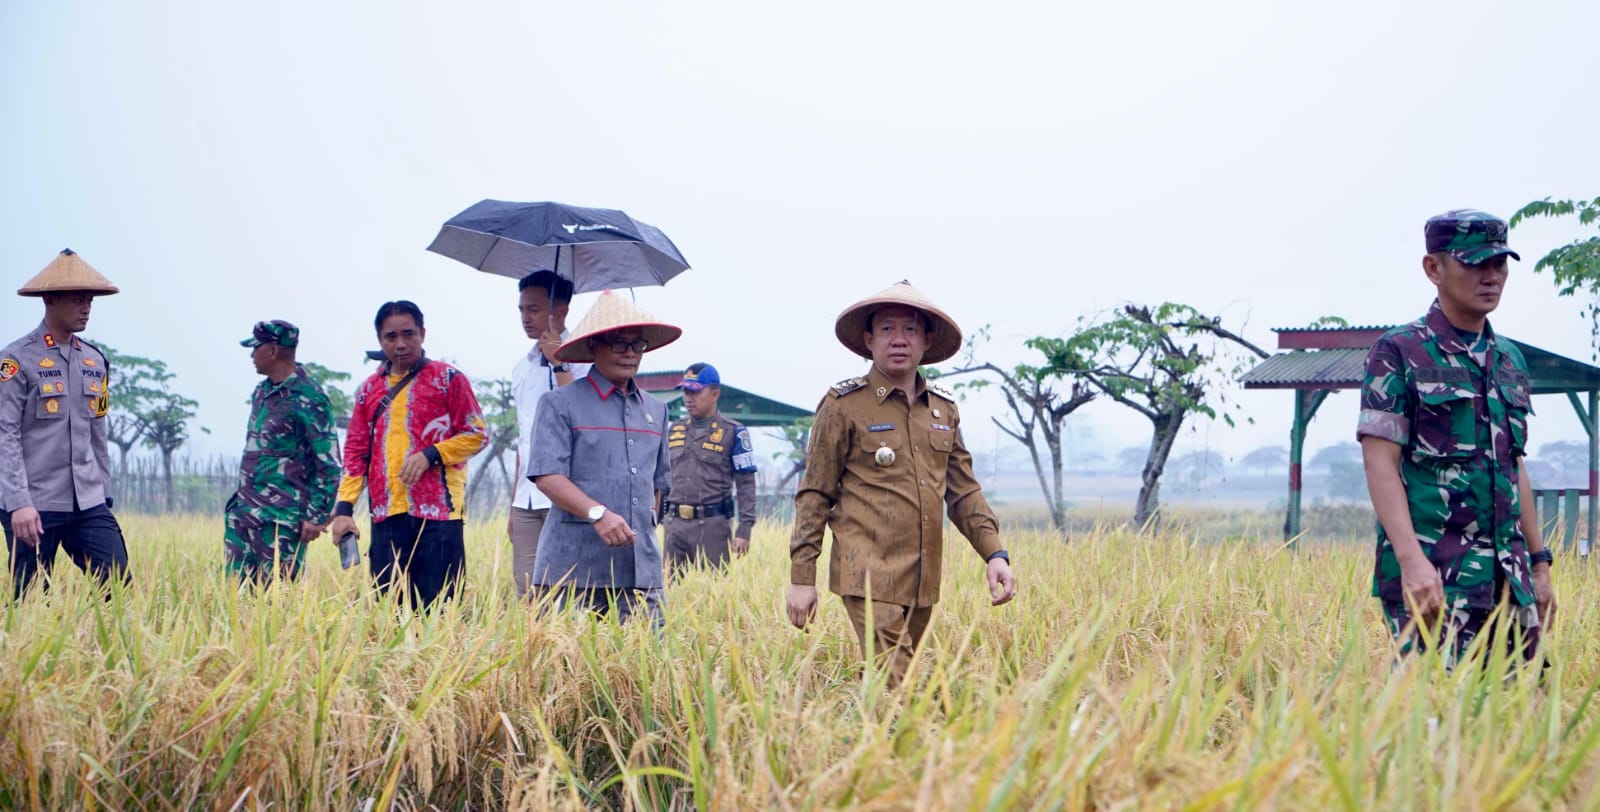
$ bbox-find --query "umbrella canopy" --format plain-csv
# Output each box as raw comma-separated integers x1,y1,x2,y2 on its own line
426,200,690,293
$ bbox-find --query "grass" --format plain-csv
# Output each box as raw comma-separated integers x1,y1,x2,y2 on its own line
0,511,1597,810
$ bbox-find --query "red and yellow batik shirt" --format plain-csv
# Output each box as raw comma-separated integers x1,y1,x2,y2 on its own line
335,358,487,522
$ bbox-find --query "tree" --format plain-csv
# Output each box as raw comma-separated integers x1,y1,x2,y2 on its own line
939,326,1096,534
141,386,202,512
1509,197,1600,349
1239,445,1288,477
1308,442,1362,472
1535,439,1588,486
767,416,814,496
467,378,518,509
301,362,355,428
1167,449,1225,491
1115,445,1149,476
1050,303,1269,528
99,345,168,479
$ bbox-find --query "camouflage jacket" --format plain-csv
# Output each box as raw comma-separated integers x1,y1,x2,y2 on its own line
1356,299,1535,610
232,364,342,526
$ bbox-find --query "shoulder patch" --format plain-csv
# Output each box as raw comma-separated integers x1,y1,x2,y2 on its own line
0,358,17,382
927,381,957,402
829,376,868,397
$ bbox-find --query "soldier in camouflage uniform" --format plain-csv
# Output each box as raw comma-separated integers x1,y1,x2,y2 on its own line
225,320,342,583
1357,210,1556,668
663,363,758,568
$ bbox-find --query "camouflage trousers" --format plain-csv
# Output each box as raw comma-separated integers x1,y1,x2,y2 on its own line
224,499,307,583
664,515,733,568
1382,599,1542,671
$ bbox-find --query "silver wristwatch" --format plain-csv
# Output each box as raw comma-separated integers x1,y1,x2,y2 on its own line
587,505,607,524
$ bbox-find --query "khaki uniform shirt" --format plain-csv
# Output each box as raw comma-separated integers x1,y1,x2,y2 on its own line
0,323,113,512
667,411,758,539
790,367,1001,606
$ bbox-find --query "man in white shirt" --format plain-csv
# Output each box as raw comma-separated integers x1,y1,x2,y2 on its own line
509,271,586,598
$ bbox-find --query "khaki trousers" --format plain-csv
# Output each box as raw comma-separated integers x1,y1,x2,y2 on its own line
509,507,548,599
841,596,934,688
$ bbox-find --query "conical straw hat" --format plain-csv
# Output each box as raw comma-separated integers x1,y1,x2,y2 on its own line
18,249,120,296
834,280,962,364
557,290,682,363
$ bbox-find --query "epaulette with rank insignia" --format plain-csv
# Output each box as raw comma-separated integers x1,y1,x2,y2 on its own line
927,380,956,402
829,376,868,398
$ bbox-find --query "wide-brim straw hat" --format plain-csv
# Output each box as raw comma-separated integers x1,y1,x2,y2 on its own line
18,248,120,297
557,289,683,363
834,280,962,364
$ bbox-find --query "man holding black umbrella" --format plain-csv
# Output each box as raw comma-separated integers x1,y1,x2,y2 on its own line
507,271,588,598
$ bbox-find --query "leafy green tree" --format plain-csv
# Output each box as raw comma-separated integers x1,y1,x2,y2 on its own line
300,362,355,428
467,378,518,508
1509,196,1600,348
1048,303,1269,528
768,416,815,496
141,386,204,512
99,345,168,479
940,325,1096,534
1239,445,1288,477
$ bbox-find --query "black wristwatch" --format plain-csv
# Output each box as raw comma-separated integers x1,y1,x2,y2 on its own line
1529,548,1554,568
550,362,571,374
986,549,1010,564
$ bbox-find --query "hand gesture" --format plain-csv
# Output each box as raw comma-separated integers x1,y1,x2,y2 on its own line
987,558,1016,606
786,584,818,629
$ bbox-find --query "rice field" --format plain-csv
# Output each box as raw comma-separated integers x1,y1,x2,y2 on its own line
1,512,1597,810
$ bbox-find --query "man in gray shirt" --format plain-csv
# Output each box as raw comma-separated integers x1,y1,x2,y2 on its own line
526,291,680,626
0,249,130,598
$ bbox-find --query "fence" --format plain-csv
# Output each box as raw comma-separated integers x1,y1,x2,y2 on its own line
107,454,801,522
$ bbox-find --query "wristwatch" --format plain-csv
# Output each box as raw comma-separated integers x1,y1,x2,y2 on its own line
551,362,571,374
587,505,607,524
986,549,1010,564
1529,548,1554,568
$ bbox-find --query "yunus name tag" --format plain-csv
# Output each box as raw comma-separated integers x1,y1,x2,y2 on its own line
868,423,895,432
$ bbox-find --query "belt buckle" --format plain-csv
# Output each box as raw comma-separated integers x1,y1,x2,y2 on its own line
677,504,696,520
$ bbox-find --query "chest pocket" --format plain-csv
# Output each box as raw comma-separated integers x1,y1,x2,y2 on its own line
1412,377,1477,462
858,421,906,471
80,365,108,419
1498,371,1533,457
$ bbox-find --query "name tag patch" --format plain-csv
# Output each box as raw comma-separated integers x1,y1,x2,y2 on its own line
931,423,952,432
868,423,895,432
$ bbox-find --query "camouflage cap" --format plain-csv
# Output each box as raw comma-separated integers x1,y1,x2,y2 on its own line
241,320,300,348
1425,209,1521,265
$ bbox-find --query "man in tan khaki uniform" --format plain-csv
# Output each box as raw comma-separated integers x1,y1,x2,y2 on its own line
786,281,1017,687
663,363,758,568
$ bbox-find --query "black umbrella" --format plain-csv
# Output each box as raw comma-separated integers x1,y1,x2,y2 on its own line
426,200,690,293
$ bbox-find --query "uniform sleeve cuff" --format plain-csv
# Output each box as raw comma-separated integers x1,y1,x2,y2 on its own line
790,563,817,586
422,445,443,466
1356,409,1409,445
334,501,355,518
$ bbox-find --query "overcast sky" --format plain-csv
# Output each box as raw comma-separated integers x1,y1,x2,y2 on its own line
4,1,1598,483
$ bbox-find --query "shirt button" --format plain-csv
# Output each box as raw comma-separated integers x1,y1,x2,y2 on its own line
920,479,927,486
632,497,639,504
630,467,638,474
627,438,634,446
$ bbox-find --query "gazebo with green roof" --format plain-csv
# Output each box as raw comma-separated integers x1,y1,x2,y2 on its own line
634,370,813,427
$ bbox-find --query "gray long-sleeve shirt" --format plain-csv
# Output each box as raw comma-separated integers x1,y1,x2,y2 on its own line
0,322,113,513
526,368,671,589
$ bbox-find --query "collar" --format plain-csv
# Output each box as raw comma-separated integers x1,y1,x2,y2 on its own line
263,363,308,394
383,353,430,377
586,367,639,401
1424,298,1495,357
866,365,925,405
30,321,81,352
